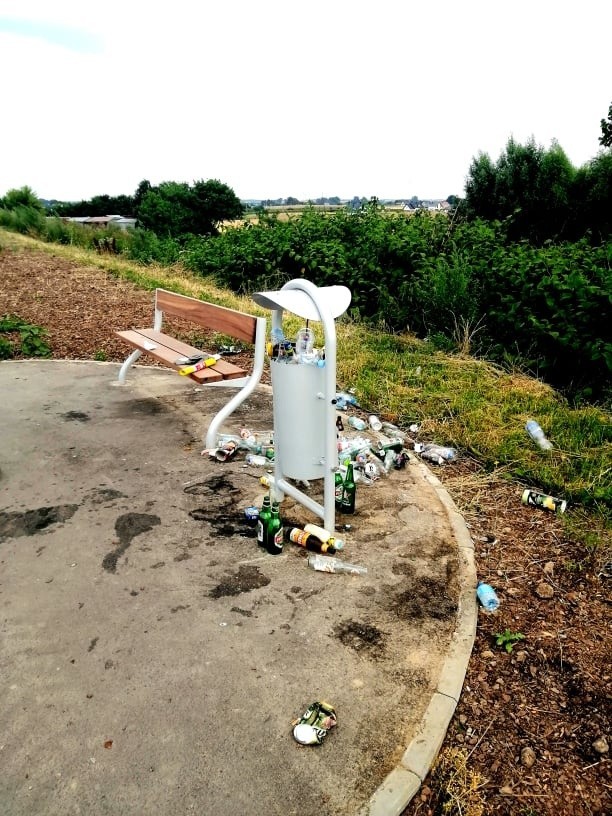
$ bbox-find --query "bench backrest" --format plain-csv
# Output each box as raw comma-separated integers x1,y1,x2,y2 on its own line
155,288,259,345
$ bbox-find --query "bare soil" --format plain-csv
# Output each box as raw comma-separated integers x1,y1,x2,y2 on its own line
1,243,610,816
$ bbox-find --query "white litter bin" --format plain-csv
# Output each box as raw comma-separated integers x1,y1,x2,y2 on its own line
270,360,337,480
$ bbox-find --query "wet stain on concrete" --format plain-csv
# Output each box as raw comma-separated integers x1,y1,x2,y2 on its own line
335,620,386,655
389,576,458,621
88,487,126,505
61,411,90,422
171,605,190,613
117,398,169,417
184,475,240,496
102,512,161,573
209,565,270,598
0,504,79,542
88,637,99,653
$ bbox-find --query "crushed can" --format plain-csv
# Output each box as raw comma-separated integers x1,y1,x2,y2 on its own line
292,701,337,745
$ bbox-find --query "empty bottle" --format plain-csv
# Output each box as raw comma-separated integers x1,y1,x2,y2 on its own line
368,415,382,431
414,442,457,465
339,461,356,514
525,420,553,451
303,523,345,551
266,500,283,555
307,554,367,575
348,416,367,431
295,326,315,362
257,495,271,548
289,528,342,554
476,581,500,611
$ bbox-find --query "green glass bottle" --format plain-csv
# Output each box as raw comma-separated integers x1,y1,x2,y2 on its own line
257,494,271,548
340,460,356,514
266,500,283,555
334,468,344,512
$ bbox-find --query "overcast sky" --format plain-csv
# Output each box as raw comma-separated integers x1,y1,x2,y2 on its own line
1,0,610,203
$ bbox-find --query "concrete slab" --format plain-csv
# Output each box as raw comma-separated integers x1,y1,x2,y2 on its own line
0,360,476,816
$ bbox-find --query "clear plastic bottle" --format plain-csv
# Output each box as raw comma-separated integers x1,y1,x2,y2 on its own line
414,442,457,464
295,326,315,362
308,554,367,575
525,420,553,451
476,581,500,611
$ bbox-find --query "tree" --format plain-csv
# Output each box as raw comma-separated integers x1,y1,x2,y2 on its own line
463,138,576,241
1,185,44,212
135,179,243,238
599,102,612,148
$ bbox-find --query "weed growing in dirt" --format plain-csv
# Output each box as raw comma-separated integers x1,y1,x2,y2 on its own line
0,314,51,358
494,629,525,653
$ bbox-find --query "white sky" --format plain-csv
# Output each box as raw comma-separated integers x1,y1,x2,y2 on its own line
0,0,610,203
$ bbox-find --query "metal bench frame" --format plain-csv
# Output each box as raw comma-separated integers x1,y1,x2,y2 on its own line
116,288,266,449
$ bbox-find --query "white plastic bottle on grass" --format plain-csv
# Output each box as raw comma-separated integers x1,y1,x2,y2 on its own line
525,420,553,451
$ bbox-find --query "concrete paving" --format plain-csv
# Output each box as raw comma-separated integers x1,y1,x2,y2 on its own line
0,360,477,816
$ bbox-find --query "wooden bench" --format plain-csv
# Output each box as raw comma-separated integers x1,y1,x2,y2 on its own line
116,288,267,449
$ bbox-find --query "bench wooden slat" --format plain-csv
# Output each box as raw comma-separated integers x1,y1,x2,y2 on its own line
116,330,228,383
156,289,258,345
136,330,247,381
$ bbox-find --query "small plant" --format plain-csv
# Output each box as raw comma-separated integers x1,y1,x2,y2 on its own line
0,314,51,358
94,349,108,361
494,629,525,653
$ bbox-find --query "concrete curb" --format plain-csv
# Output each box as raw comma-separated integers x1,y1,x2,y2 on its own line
360,461,477,816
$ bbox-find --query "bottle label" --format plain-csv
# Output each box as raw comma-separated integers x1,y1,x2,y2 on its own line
257,520,264,543
289,528,310,547
273,529,284,550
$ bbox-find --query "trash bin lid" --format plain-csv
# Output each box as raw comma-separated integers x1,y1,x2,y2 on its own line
252,284,351,321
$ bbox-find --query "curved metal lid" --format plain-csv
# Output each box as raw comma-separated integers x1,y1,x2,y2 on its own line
252,283,351,321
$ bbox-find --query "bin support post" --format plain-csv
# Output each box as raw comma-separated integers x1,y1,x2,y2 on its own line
271,279,338,533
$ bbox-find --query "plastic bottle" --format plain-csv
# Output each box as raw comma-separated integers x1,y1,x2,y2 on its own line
348,416,367,431
303,523,345,551
257,495,271,548
295,326,315,362
414,442,457,464
476,581,500,611
289,528,342,554
525,420,553,451
245,453,267,466
266,500,283,555
307,554,367,575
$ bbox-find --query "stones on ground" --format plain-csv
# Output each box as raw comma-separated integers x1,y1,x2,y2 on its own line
543,561,555,576
520,746,536,768
481,650,494,659
535,581,554,599
592,736,609,755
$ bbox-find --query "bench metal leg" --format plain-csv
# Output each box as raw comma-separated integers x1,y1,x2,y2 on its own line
118,349,143,384
205,316,267,449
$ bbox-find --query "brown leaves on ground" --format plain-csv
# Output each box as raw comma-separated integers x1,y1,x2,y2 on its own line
1,244,610,816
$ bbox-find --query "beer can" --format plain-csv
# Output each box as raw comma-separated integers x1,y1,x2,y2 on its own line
521,489,567,514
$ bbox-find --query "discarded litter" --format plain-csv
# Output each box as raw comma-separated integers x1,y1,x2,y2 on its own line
292,701,337,745
303,523,345,551
348,416,367,431
525,419,553,451
414,442,457,465
245,454,268,466
521,489,567,514
174,353,204,365
368,415,382,431
244,506,260,526
290,527,343,554
308,554,367,575
476,581,500,611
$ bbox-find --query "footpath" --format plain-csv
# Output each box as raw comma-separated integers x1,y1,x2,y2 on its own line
0,360,477,816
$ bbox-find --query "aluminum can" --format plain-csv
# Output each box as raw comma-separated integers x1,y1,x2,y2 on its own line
521,489,566,514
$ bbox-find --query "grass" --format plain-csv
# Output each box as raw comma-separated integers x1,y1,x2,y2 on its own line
2,228,610,523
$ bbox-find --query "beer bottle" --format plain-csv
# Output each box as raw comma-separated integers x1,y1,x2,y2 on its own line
266,500,284,555
334,468,344,511
257,494,271,548
289,527,342,554
340,461,356,514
